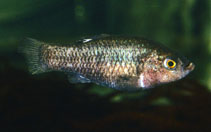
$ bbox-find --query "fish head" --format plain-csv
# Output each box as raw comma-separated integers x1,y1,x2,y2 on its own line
157,55,195,83
138,50,195,88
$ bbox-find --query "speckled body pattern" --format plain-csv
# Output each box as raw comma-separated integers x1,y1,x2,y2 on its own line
41,37,152,90
32,35,194,90
21,35,194,91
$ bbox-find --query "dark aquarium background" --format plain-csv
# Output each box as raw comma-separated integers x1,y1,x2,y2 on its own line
0,0,210,132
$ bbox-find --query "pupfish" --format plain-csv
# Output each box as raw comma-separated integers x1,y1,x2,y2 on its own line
20,34,194,91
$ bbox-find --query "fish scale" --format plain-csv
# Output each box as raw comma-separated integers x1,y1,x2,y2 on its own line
44,42,139,87
41,38,149,89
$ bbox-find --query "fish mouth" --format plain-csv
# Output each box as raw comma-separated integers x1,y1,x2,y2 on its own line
182,62,195,78
185,62,195,72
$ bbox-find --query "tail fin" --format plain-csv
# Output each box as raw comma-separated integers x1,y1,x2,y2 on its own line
19,38,47,75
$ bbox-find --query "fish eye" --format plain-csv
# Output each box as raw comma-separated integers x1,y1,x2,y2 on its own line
164,58,176,69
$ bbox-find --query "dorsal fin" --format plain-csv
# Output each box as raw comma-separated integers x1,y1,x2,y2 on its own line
77,34,110,43
67,74,91,83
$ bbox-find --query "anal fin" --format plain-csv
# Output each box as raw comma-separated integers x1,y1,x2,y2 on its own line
67,74,91,83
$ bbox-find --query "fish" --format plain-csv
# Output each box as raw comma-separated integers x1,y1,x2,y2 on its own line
20,34,195,91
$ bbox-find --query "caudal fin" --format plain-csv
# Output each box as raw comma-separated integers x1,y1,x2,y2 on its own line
19,38,47,74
